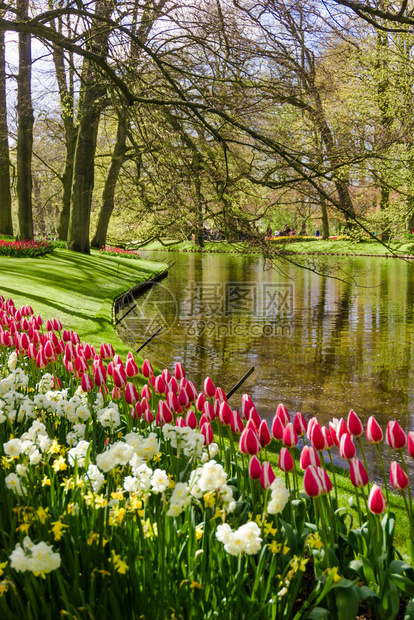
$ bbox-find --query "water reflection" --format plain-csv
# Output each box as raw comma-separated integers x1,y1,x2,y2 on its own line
117,251,414,476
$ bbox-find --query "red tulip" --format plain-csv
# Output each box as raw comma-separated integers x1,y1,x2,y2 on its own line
322,426,334,450
339,433,356,460
293,412,307,436
299,446,321,470
368,484,386,514
200,422,214,445
112,386,122,400
408,431,414,458
307,417,319,440
176,416,185,428
196,393,206,411
203,377,215,398
347,409,363,437
279,447,294,472
186,381,198,403
141,384,151,400
390,461,409,491
386,421,407,450
53,318,62,332
125,358,139,378
366,416,383,444
162,368,171,383
241,394,254,420
125,383,139,405
81,373,94,393
246,418,258,433
142,359,154,378
93,364,107,387
231,411,244,434
113,364,127,389
132,402,142,420
174,362,185,380
260,461,275,489
271,414,284,440
143,408,154,424
310,423,325,452
178,387,190,408
259,420,272,447
239,428,261,456
203,401,215,422
249,455,262,480
282,422,298,448
156,400,173,426
36,348,48,369
303,466,325,498
215,387,227,403
218,402,233,426
275,403,289,427
349,458,369,488
248,407,261,429
154,375,166,395
166,391,181,414
184,409,197,429
168,377,178,394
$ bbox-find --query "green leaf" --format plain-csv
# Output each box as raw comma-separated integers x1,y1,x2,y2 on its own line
359,585,380,602
335,583,360,620
404,599,414,620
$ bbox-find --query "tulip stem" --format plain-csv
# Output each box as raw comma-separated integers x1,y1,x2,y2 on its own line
375,444,390,508
357,436,369,475
327,450,338,505
316,497,330,568
400,452,412,515
289,448,299,499
401,489,414,541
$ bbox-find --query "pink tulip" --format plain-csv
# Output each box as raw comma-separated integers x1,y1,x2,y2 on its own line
390,461,409,491
293,412,307,436
282,422,298,448
260,461,275,489
349,458,369,488
347,409,363,437
366,416,383,444
249,455,262,480
239,428,261,456
203,377,215,398
279,447,294,472
368,484,387,514
299,446,320,470
386,421,407,450
339,433,356,460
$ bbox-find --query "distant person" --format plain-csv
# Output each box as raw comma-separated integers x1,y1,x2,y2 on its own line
290,229,295,236
266,226,272,237
274,229,279,237
315,229,320,237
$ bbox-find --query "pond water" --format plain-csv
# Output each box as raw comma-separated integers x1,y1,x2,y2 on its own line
116,250,414,477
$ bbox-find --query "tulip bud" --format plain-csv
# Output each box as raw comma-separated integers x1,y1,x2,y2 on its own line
339,433,356,460
310,423,325,452
125,383,139,405
132,402,142,420
271,414,284,440
53,318,62,332
142,359,154,378
154,375,166,395
279,447,294,472
282,422,298,448
113,365,127,389
260,461,275,489
408,431,414,459
93,364,107,387
81,373,94,393
241,394,254,420
386,421,407,450
200,422,214,445
162,368,171,383
144,408,155,424
196,393,206,411
215,387,227,403
248,455,262,480
141,384,151,400
322,426,334,450
174,362,185,380
368,484,386,514
186,381,198,403
390,461,409,491
239,428,261,456
349,458,369,488
218,402,233,426
185,409,197,429
178,387,190,408
203,401,215,422
203,376,215,398
248,407,261,429
125,358,139,378
259,420,272,447
347,409,363,437
299,445,321,470
275,403,289,427
366,416,383,444
168,377,178,394
293,412,307,436
156,400,173,426
303,466,325,498
231,411,244,434
166,391,181,413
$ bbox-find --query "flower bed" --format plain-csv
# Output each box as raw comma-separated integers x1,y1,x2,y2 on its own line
99,246,140,259
0,296,413,618
0,239,55,257
265,235,321,243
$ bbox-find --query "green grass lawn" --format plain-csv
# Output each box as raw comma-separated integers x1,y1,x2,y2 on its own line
137,238,414,256
0,248,167,356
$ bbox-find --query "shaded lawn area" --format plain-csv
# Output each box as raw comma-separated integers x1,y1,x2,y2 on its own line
0,248,167,356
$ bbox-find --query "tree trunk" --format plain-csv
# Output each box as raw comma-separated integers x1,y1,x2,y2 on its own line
0,28,12,236
321,199,330,239
91,120,127,248
16,0,34,240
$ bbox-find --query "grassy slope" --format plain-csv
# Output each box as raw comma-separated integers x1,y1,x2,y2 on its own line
138,238,414,256
0,248,167,356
